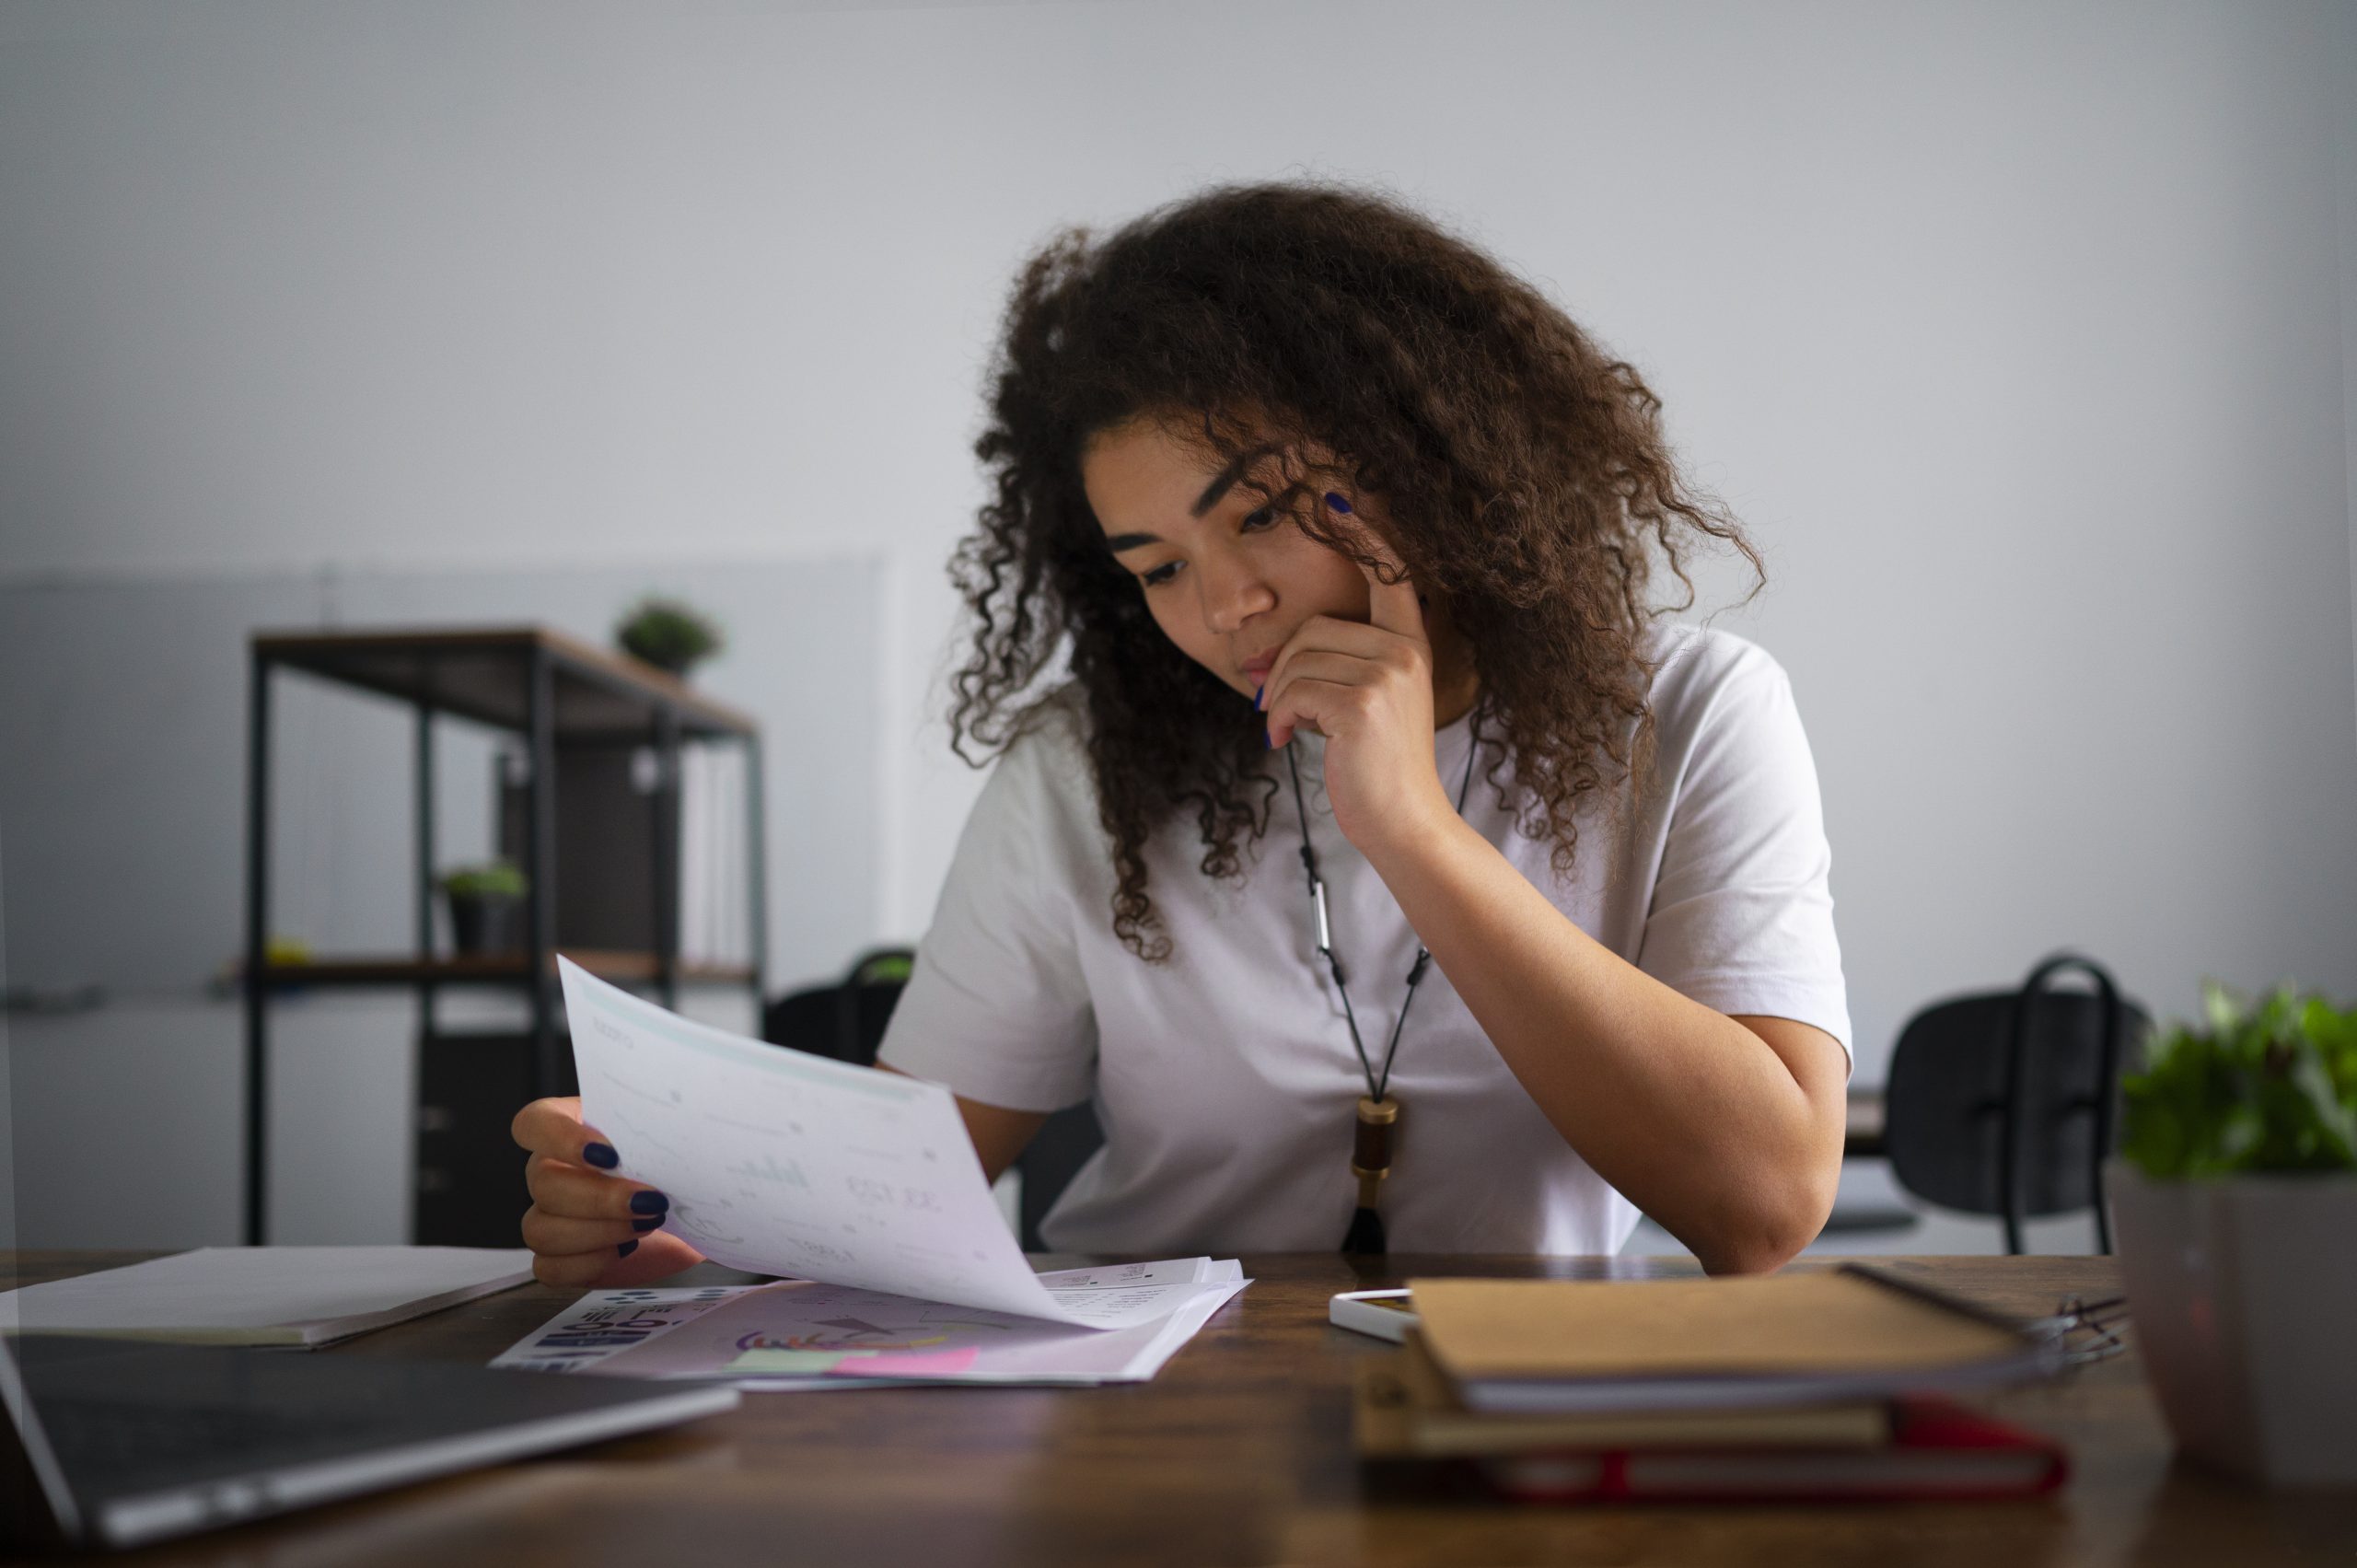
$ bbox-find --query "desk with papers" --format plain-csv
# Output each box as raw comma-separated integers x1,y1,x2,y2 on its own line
7,1249,2354,1567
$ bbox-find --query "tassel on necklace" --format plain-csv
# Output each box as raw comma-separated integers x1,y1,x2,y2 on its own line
1341,1095,1399,1254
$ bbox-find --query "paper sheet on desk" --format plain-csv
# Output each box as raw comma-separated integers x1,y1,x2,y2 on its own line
493,1260,1249,1388
562,958,1190,1330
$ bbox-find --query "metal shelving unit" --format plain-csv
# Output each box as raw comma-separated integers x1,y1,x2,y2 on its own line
242,626,766,1246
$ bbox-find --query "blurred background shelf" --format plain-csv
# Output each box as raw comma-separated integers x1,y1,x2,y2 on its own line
244,625,766,1247
255,951,758,988
253,626,759,740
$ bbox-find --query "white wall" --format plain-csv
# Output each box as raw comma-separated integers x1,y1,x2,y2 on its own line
4,0,2354,1248
2339,0,2357,722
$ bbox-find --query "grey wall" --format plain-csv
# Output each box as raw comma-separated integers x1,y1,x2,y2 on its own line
3,0,2353,1249
2340,0,2357,726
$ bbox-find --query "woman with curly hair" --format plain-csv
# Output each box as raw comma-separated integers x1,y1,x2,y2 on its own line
515,182,1850,1280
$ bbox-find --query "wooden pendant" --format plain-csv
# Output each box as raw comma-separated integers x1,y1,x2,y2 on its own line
1351,1095,1399,1210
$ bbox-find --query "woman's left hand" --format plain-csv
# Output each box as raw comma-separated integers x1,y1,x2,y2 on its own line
1260,552,1455,858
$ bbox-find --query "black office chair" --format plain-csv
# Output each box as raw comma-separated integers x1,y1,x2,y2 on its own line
762,947,917,1066
1883,953,2150,1254
763,947,1105,1252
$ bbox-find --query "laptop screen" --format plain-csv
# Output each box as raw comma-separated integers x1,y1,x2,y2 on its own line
0,1330,84,1548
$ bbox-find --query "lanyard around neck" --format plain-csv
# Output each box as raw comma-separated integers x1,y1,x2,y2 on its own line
1282,714,1483,1104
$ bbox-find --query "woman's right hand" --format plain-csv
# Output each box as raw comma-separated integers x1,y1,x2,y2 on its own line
511,1097,706,1287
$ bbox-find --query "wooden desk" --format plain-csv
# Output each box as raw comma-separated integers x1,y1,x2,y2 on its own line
10,1251,2354,1566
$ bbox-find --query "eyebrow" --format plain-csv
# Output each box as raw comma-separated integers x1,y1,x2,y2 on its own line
1191,443,1280,517
1101,444,1283,554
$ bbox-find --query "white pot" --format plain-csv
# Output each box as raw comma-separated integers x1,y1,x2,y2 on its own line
2107,1160,2357,1487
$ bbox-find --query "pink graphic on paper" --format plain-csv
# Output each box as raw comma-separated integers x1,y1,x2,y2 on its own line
828,1346,981,1377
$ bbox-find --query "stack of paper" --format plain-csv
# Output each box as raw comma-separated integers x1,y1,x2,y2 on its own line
531,960,1249,1388
1353,1270,2070,1502
0,1248,534,1348
496,1258,1246,1388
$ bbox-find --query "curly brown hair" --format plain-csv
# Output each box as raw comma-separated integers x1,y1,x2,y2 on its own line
949,182,1759,959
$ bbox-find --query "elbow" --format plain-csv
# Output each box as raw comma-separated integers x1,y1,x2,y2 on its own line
1699,1231,1808,1277
1694,1170,1839,1278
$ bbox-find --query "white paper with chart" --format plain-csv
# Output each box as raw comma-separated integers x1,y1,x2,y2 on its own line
560,958,1217,1330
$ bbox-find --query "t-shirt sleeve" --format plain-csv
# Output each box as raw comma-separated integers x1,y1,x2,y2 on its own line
1637,637,1853,1072
874,726,1100,1113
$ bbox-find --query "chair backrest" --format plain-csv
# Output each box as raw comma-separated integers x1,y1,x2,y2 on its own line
762,947,914,1067
1884,957,2149,1252
761,948,1104,1252
1009,1103,1106,1255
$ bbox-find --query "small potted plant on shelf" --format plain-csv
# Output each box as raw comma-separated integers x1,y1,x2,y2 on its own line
616,596,724,679
2109,983,2357,1487
438,860,528,957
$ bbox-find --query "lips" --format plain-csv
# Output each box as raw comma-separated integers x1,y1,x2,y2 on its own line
1238,652,1278,682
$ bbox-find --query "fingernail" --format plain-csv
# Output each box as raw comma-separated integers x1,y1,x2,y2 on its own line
617,1240,639,1259
630,1190,669,1215
1325,492,1353,514
1253,684,1264,711
633,1214,664,1232
582,1142,620,1169
1264,730,1275,749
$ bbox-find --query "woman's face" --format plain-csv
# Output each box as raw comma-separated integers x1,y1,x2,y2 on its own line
1081,416,1373,703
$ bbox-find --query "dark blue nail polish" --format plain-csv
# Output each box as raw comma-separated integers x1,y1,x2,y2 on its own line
1264,730,1274,749
617,1239,639,1259
1324,492,1353,514
582,1142,619,1169
630,1190,668,1215
633,1214,664,1232
1253,684,1264,711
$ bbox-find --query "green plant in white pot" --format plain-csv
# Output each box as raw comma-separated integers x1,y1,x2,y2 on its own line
2109,984,2357,1487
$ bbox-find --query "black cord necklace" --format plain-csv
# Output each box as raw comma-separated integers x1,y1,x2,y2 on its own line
1283,712,1482,1254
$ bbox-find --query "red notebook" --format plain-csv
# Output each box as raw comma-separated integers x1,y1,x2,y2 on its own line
1478,1397,2068,1504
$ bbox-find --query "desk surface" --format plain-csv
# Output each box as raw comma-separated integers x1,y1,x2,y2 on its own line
9,1250,2354,1567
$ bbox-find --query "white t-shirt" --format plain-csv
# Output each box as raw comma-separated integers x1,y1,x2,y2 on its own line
877,624,1849,1256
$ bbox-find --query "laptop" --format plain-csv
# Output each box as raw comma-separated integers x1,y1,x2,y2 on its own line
1,1334,738,1551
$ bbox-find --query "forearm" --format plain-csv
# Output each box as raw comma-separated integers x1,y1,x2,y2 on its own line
1365,816,1841,1273
877,1063,1045,1184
